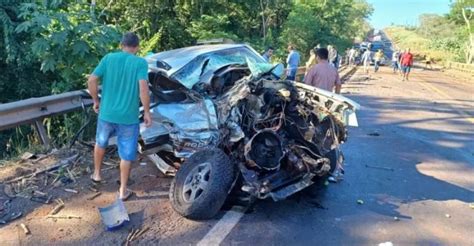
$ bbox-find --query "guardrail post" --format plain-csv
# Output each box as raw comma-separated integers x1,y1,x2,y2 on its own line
34,120,50,148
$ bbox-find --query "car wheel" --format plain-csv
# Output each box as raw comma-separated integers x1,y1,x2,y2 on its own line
170,148,236,220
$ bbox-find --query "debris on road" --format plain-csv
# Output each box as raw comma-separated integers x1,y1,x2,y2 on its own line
378,242,393,246
469,203,474,209
365,164,394,171
0,211,22,224
357,199,364,205
367,132,380,136
126,228,137,242
20,152,37,161
64,188,79,194
131,227,150,241
445,213,451,218
0,199,6,212
103,161,118,166
48,199,65,215
6,154,79,184
393,216,400,221
33,190,47,197
3,185,16,198
142,174,158,178
88,186,99,193
20,223,30,235
125,226,150,245
30,195,52,204
47,215,81,219
140,162,147,166
66,168,76,182
87,192,102,201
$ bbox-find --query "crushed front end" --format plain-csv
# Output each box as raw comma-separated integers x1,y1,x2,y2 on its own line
217,76,359,201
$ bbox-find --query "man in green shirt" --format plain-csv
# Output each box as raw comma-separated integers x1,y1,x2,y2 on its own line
87,32,151,200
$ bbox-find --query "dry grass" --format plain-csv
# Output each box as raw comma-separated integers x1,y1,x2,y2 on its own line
385,26,451,63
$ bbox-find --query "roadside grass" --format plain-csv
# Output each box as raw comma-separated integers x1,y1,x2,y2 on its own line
385,26,449,63
0,111,96,163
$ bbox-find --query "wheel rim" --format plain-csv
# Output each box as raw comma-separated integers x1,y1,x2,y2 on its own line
182,162,211,203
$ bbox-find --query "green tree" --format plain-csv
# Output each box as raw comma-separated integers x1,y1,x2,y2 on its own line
96,0,192,53
448,0,473,63
279,3,321,57
188,14,239,41
280,0,372,60
16,1,120,92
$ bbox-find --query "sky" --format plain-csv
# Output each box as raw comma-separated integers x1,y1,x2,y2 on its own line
366,0,451,30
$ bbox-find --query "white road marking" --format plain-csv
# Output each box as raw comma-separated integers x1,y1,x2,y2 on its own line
197,206,247,246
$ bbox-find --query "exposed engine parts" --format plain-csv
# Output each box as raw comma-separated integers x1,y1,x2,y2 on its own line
218,78,347,200
244,130,283,171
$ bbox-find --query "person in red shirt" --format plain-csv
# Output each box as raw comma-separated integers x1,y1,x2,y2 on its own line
400,48,414,81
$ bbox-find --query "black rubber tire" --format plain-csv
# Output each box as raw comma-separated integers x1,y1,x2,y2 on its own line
169,148,236,220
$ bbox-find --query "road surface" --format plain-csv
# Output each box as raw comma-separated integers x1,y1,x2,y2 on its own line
1,65,473,245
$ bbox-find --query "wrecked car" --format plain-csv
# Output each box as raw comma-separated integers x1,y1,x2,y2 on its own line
139,44,359,220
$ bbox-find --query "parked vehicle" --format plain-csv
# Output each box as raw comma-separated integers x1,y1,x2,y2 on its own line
139,44,359,220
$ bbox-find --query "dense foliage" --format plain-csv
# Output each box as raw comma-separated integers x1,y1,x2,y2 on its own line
385,0,473,63
0,0,372,157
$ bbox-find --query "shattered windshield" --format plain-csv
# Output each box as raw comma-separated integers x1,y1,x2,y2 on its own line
247,58,275,78
172,47,265,89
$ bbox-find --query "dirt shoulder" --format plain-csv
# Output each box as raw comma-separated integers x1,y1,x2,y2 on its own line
0,144,184,245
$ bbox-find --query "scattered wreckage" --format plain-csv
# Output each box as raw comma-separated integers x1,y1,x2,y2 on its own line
140,44,359,220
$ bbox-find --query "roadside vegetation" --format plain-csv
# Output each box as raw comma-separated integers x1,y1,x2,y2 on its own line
385,0,473,64
0,0,372,158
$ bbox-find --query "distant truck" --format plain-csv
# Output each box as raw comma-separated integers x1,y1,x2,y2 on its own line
370,41,385,52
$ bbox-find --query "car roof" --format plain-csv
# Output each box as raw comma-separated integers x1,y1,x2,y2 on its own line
145,44,251,75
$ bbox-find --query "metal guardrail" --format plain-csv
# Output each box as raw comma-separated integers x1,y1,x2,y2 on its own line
445,61,474,75
0,90,93,147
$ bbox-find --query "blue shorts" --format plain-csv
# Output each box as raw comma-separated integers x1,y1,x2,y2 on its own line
95,119,139,161
401,65,411,73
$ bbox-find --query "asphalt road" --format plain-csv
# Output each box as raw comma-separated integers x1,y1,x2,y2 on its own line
2,66,473,245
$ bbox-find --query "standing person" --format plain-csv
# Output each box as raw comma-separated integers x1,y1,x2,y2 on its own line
87,32,152,200
261,46,274,63
374,49,384,72
392,50,400,73
286,45,300,81
303,47,342,94
400,48,414,81
328,45,338,68
361,48,372,74
348,47,357,66
424,54,433,70
344,48,351,65
305,48,317,75
397,50,404,76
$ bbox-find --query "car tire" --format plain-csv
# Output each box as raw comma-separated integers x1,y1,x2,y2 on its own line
170,148,236,220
